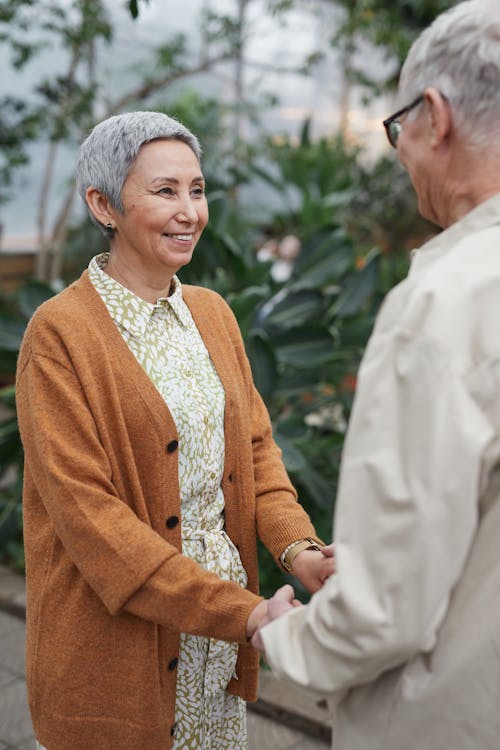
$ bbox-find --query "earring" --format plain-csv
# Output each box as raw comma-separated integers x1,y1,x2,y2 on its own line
106,222,114,235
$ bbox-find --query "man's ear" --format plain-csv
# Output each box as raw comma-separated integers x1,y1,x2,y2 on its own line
85,187,116,227
425,87,452,149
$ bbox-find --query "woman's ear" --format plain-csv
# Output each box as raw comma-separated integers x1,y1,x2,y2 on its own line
85,187,115,227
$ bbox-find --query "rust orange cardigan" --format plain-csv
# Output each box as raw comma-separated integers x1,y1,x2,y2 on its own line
16,271,321,750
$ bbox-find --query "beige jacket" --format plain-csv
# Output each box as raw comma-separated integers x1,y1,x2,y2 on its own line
262,193,500,749
16,273,320,750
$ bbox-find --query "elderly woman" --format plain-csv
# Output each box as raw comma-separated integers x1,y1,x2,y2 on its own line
16,110,333,750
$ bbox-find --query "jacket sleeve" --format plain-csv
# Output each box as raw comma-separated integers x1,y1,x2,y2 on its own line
17,335,261,644
260,318,493,693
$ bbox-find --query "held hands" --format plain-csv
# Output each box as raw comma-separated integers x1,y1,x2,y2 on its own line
245,588,302,641
292,543,335,593
251,584,301,652
246,545,335,652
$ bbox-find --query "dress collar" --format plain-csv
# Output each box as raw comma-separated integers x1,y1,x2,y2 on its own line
88,253,190,336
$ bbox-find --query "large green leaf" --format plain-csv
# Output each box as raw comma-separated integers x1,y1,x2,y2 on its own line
243,260,274,287
274,432,306,473
15,279,55,320
0,416,21,472
274,327,335,368
292,233,354,290
264,289,325,331
274,414,309,440
321,189,356,209
296,464,334,510
293,229,344,272
0,320,25,352
245,330,277,401
334,251,379,318
274,371,321,399
0,351,18,379
229,286,269,332
338,315,376,349
0,495,20,552
0,385,16,408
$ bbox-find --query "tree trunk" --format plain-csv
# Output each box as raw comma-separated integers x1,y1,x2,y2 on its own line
35,141,58,282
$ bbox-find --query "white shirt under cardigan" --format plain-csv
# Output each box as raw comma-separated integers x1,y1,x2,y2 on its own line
261,193,500,750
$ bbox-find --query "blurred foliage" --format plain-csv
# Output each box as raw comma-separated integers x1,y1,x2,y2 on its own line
329,0,458,94
0,0,112,204
0,281,56,572
0,0,457,206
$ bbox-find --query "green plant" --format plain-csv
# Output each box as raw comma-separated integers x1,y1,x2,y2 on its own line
0,280,55,569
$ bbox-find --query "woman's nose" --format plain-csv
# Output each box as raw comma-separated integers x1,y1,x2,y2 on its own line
176,198,198,223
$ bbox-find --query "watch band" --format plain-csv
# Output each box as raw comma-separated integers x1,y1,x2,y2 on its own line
281,537,321,574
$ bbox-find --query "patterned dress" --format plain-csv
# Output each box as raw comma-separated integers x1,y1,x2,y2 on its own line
36,252,248,749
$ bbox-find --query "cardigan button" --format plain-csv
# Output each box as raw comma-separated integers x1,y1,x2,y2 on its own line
166,515,179,529
166,440,178,453
228,473,234,482
170,722,177,736
168,657,178,671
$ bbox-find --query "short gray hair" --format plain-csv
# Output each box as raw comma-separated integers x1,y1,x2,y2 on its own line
76,110,202,234
399,0,500,145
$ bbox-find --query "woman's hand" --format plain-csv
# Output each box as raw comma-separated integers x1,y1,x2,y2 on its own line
291,545,335,593
245,600,269,641
251,584,301,652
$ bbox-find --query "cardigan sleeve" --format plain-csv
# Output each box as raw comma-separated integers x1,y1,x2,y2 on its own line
17,337,261,643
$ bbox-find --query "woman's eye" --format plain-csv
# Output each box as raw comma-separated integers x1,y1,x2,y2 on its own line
157,187,174,195
192,187,205,197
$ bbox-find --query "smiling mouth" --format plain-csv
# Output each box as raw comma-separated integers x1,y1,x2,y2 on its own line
165,233,193,241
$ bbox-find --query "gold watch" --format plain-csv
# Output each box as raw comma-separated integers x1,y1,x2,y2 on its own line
281,537,321,574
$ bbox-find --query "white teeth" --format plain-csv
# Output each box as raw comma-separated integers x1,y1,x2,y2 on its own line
169,234,192,240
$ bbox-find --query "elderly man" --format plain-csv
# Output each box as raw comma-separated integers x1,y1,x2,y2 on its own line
253,2,500,748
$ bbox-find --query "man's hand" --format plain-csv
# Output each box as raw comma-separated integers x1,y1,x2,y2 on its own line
251,584,301,652
292,544,335,593
320,542,334,560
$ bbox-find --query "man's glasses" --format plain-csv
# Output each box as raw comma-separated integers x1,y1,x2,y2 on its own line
383,95,424,148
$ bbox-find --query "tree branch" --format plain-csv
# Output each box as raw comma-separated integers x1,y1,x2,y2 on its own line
105,52,234,116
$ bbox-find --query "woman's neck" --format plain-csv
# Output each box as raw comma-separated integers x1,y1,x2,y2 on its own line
104,253,173,303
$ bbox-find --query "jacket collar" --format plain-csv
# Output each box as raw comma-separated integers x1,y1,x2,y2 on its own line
410,192,500,277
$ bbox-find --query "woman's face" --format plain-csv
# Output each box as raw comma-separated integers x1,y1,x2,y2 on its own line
109,139,208,281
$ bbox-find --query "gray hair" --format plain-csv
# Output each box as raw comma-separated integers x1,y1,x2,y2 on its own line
76,110,202,235
399,0,500,145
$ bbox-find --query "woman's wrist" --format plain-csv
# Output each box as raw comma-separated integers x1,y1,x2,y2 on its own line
245,599,268,640
280,537,321,574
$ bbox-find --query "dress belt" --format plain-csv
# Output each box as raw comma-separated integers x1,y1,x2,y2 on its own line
181,526,247,696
